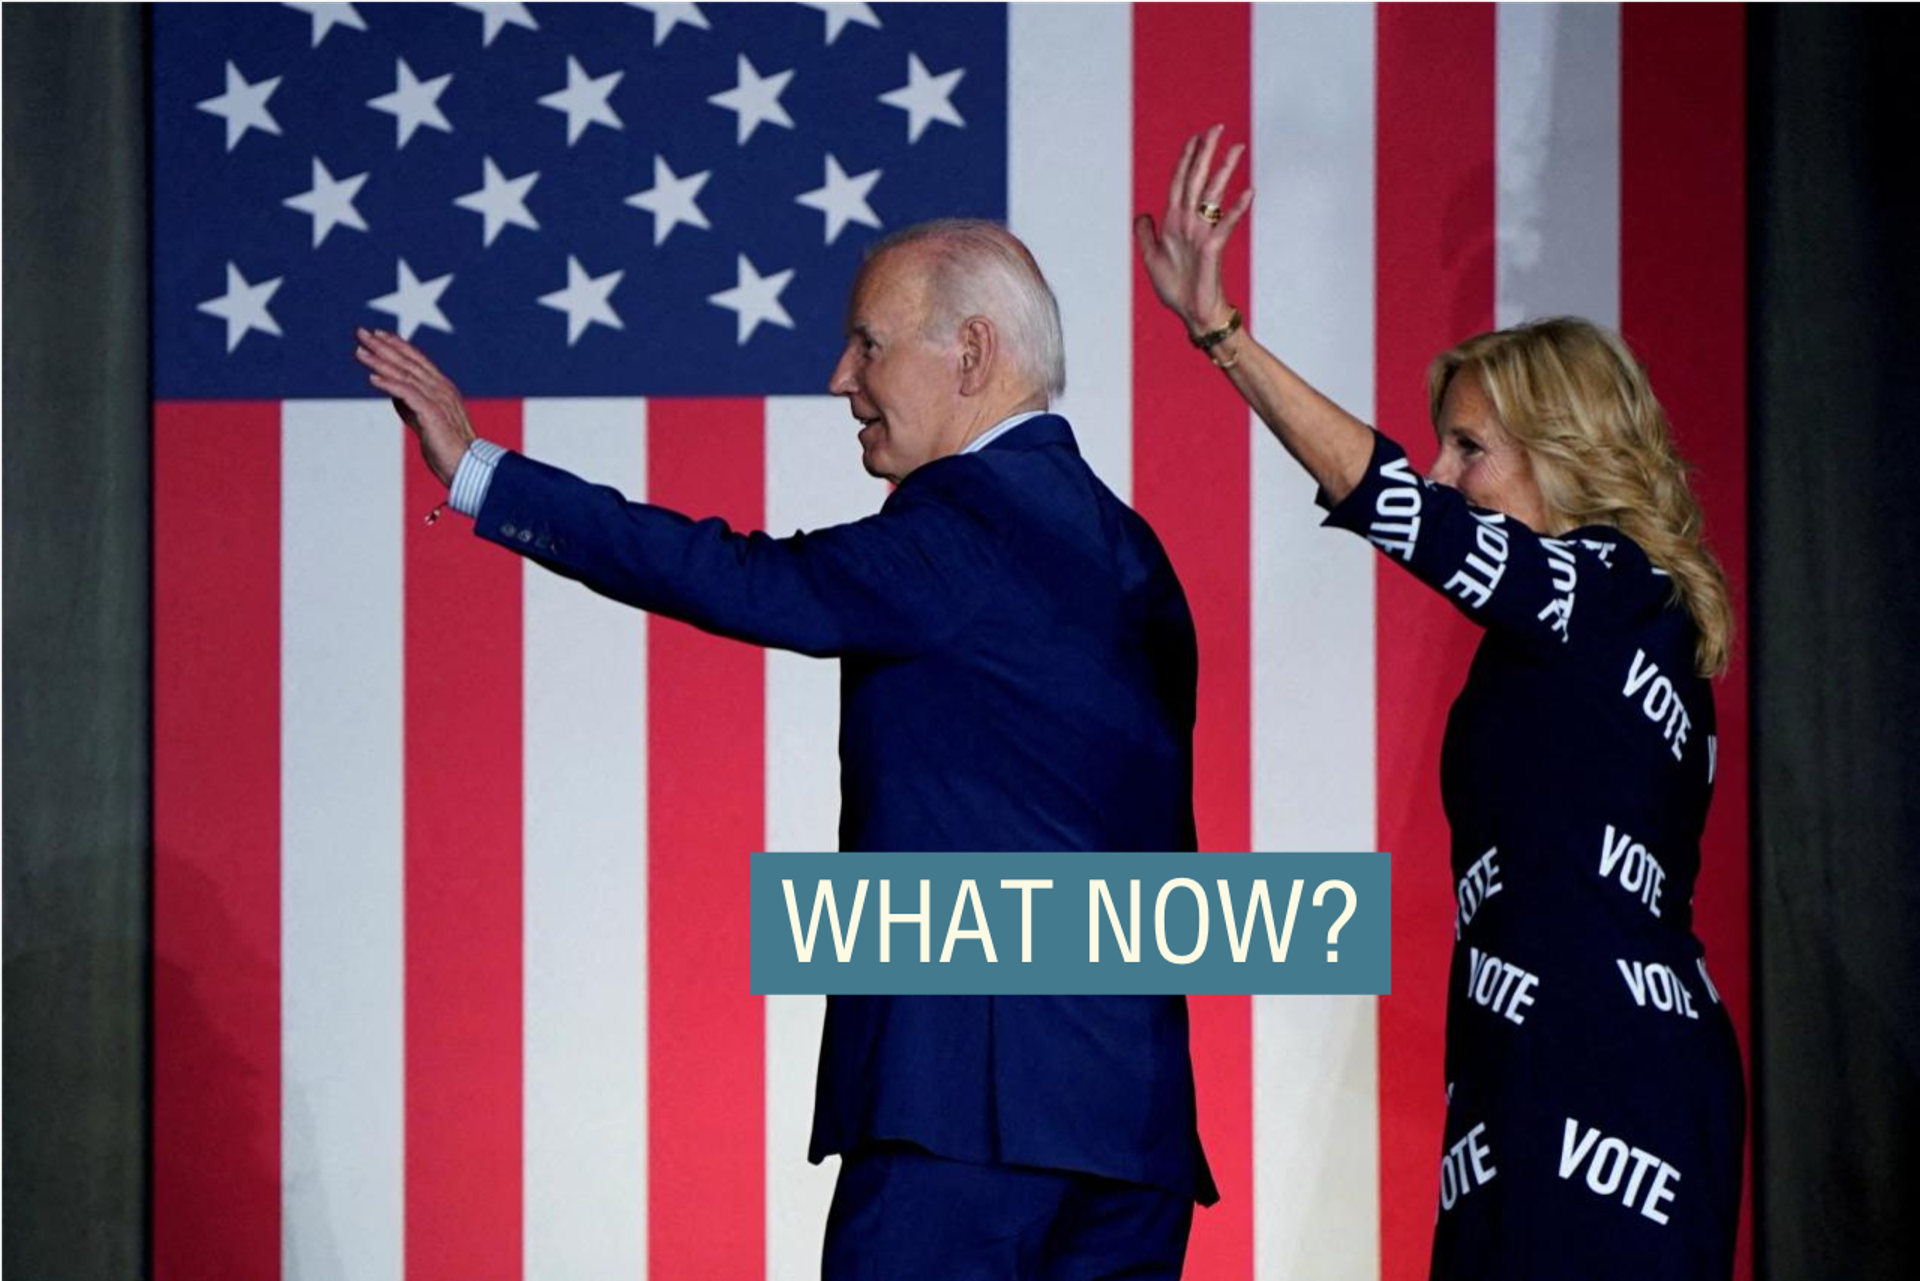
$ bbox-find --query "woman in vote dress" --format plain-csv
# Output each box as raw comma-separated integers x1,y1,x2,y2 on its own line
1135,128,1744,1279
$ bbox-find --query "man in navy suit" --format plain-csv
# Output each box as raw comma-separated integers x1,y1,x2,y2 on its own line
357,221,1215,1277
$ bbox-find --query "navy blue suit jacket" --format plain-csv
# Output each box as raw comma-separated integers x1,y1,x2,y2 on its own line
476,414,1217,1204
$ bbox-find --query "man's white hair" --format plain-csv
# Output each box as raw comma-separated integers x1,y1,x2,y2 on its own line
868,219,1067,400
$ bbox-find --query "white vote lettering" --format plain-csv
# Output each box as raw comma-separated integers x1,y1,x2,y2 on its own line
1558,1120,1601,1179
1535,539,1578,640
1559,1118,1682,1224
1444,510,1512,609
1696,957,1723,1005
1466,946,1540,1025
1543,537,1579,589
1369,457,1425,560
1623,649,1693,761
1536,593,1574,640
1599,825,1666,917
1455,846,1504,939
1616,959,1700,1019
1586,1137,1630,1194
1437,1121,1498,1212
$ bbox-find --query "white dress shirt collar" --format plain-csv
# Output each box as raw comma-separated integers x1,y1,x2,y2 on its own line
960,410,1048,455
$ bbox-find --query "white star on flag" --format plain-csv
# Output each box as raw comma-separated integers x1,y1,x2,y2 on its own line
539,256,626,346
454,157,540,247
453,1,538,47
368,259,455,339
795,154,882,245
707,254,795,344
197,262,284,352
367,59,454,149
707,54,795,145
624,155,712,246
798,2,881,46
878,52,966,144
284,3,366,48
627,2,709,47
539,55,625,146
196,61,282,152
283,157,369,247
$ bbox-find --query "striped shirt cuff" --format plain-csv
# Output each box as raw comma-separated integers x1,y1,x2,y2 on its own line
448,438,508,517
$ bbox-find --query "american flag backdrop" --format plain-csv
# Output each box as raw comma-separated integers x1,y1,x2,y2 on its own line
150,4,1750,1279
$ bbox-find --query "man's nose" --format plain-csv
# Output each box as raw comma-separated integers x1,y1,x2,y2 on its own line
828,350,857,397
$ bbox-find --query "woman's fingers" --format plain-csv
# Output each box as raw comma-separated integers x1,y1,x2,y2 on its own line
1185,126,1223,211
1164,132,1199,227
1163,127,1250,245
1216,186,1255,240
1202,142,1245,210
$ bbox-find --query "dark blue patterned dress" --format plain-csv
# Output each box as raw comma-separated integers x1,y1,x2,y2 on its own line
1324,431,1744,1279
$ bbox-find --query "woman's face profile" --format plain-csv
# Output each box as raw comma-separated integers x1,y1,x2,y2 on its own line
1429,373,1549,532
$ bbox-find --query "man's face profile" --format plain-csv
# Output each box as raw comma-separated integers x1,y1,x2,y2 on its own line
830,245,965,484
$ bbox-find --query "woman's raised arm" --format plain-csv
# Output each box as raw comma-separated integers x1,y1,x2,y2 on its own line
1134,126,1375,504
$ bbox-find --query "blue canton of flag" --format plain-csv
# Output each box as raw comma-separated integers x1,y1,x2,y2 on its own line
153,2,1008,398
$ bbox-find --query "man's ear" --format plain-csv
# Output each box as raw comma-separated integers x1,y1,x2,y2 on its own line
957,315,996,397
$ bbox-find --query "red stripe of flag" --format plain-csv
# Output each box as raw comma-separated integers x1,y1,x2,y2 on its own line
1620,10,1752,1276
405,401,525,1279
1374,6,1497,1278
1133,5,1253,1273
153,402,282,1281
647,399,767,1277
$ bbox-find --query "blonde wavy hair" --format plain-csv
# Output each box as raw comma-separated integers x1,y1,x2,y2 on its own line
1427,318,1734,677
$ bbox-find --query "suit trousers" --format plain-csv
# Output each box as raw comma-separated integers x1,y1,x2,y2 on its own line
821,1141,1194,1280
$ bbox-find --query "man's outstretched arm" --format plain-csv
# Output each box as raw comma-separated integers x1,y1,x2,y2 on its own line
354,328,1002,659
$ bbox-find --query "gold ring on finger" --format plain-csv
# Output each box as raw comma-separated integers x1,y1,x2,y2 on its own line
1197,200,1224,225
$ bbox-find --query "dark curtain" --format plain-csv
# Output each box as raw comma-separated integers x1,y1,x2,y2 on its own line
1750,5,1920,1279
4,4,1919,1278
3,4,151,1278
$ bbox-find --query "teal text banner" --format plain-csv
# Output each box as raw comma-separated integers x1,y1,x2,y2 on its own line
750,852,1390,995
